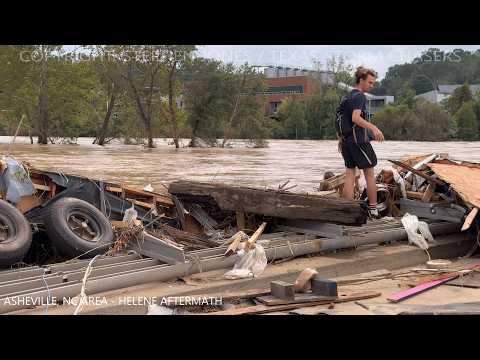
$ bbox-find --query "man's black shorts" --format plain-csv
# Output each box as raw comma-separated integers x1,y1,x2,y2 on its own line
340,141,378,169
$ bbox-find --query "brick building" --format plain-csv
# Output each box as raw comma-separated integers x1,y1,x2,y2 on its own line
260,66,333,115
259,66,393,117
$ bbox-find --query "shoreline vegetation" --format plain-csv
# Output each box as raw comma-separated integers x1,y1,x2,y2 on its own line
1,46,479,149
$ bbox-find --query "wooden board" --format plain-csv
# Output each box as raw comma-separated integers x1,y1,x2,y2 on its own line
169,181,367,225
32,183,51,191
236,211,246,231
406,191,424,200
256,293,337,306
428,163,480,209
16,195,42,213
209,291,381,315
388,264,480,302
125,198,155,209
461,207,478,231
446,272,480,288
224,232,245,256
106,185,174,207
184,214,205,236
422,184,436,202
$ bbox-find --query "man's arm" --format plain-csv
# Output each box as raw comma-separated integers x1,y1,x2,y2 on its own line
352,110,385,142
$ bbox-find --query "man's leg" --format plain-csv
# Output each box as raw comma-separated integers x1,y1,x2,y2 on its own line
362,166,378,210
343,167,356,200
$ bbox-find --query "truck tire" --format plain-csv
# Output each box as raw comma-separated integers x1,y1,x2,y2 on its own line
0,200,32,266
44,197,114,258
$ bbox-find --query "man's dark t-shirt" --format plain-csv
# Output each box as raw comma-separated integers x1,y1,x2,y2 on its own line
344,89,373,144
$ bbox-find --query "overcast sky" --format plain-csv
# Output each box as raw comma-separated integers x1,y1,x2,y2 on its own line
196,45,480,80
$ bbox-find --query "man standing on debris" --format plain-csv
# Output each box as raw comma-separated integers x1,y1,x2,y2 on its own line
338,66,385,218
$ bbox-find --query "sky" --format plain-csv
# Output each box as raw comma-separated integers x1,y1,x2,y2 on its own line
196,45,480,80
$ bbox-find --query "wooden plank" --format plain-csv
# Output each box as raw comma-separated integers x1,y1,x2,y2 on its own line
49,180,57,199
209,291,381,315
16,195,42,213
318,173,345,191
421,184,436,202
461,207,478,231
32,183,51,191
236,211,246,231
245,222,267,252
169,181,367,225
257,292,336,306
387,276,457,303
106,186,123,193
388,159,446,187
125,198,155,209
388,264,480,302
106,185,174,207
446,273,480,288
224,232,245,257
406,191,424,200
187,288,271,303
184,214,205,236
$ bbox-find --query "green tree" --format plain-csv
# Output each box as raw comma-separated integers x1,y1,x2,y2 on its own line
445,83,474,115
455,101,478,140
277,97,306,139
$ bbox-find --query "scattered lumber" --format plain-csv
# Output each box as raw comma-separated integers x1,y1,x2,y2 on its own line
245,222,267,251
257,292,336,306
387,263,480,303
209,291,381,315
169,181,367,225
388,159,446,187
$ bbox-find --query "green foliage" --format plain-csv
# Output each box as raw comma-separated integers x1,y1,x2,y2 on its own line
276,97,306,139
454,101,479,140
373,100,455,141
445,83,474,115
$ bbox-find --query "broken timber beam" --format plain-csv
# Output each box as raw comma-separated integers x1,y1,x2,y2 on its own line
388,159,446,187
168,181,367,225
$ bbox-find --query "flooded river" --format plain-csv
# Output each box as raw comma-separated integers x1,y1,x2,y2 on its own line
1,137,480,193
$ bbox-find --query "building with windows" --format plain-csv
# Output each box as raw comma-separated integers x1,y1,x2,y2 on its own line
261,66,333,115
261,66,393,117
415,84,480,104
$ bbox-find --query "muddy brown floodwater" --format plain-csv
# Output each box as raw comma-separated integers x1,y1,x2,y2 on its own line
1,137,480,193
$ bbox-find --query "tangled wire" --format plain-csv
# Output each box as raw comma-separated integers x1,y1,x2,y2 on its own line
106,225,144,256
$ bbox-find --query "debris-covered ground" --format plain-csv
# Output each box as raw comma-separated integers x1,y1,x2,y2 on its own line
0,152,479,315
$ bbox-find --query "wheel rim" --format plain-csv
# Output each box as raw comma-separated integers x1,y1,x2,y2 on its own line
67,212,101,242
0,213,16,244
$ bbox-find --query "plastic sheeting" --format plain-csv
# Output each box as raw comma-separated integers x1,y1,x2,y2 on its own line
224,244,268,279
401,213,436,250
0,156,35,204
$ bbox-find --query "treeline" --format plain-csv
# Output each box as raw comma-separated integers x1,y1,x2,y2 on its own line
0,45,271,148
373,48,480,98
1,46,479,145
275,49,480,141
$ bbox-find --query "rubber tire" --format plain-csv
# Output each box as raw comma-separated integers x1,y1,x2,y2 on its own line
44,197,114,258
0,200,32,266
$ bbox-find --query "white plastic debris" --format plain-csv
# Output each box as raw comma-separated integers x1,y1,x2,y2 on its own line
357,174,367,195
401,213,436,250
123,204,138,225
224,244,268,280
143,184,154,192
391,167,407,199
147,305,190,315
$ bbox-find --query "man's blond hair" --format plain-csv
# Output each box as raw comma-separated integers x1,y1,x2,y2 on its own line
355,66,377,84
